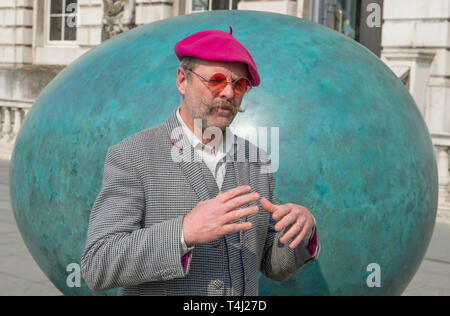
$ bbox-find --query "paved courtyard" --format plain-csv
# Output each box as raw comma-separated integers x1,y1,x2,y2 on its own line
0,159,449,296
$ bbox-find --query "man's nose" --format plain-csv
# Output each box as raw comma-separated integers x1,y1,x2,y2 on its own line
219,82,235,99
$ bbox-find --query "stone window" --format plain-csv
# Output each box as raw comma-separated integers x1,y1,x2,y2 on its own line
47,0,78,42
190,0,239,12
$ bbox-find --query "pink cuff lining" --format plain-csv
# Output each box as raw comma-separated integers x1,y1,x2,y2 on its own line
181,253,189,272
307,229,318,256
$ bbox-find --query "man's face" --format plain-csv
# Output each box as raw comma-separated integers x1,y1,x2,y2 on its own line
177,59,249,132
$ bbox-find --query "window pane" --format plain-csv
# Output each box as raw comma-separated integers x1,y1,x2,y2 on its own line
65,0,78,14
232,0,239,9
192,0,208,11
50,16,62,41
212,0,229,10
337,0,357,39
50,0,63,14
64,16,77,40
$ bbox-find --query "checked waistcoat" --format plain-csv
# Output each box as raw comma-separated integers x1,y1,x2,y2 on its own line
199,159,245,295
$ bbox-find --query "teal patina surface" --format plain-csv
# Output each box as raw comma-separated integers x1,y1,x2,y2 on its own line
10,11,437,296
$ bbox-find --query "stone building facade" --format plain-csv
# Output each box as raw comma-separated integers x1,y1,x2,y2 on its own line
1,0,449,221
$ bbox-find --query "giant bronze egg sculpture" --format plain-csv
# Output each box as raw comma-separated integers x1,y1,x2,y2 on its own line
10,11,438,296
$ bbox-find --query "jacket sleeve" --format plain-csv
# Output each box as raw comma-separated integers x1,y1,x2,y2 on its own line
260,162,320,282
81,144,189,292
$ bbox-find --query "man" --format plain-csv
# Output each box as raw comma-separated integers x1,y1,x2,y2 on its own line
81,27,320,296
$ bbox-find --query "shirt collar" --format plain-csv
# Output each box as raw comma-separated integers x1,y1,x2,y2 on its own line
176,106,237,159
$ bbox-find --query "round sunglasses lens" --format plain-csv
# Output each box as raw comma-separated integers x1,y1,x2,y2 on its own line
234,79,250,95
208,73,227,92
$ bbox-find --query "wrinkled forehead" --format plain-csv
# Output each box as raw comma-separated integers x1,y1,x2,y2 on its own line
193,59,249,79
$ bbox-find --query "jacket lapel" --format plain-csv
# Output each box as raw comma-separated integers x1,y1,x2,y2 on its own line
163,108,211,202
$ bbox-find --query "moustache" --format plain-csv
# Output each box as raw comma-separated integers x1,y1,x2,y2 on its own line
206,100,245,116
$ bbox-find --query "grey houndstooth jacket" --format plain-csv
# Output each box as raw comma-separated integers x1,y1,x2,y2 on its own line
81,108,319,295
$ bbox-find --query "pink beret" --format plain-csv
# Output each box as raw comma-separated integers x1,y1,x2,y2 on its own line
174,27,260,87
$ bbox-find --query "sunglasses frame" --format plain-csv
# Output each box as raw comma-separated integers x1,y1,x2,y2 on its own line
186,69,252,96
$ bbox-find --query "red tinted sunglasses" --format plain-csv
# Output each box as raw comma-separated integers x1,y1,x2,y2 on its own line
187,70,252,97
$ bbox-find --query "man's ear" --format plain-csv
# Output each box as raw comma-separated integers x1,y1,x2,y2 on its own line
177,67,187,96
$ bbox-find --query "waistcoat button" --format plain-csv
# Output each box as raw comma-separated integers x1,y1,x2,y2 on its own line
212,280,224,289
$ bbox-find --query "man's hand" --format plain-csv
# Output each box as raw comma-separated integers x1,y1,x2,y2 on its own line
260,197,314,249
182,185,260,247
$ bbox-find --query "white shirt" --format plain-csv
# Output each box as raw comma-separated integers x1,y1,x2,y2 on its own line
176,106,237,191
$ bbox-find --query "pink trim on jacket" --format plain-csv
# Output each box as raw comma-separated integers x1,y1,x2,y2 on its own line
307,229,318,256
182,253,189,272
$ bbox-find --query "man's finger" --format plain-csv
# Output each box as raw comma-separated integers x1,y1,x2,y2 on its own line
223,192,260,213
222,222,253,235
289,224,312,249
221,205,259,224
274,211,297,232
217,185,252,202
260,197,279,213
280,221,303,244
271,204,292,221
